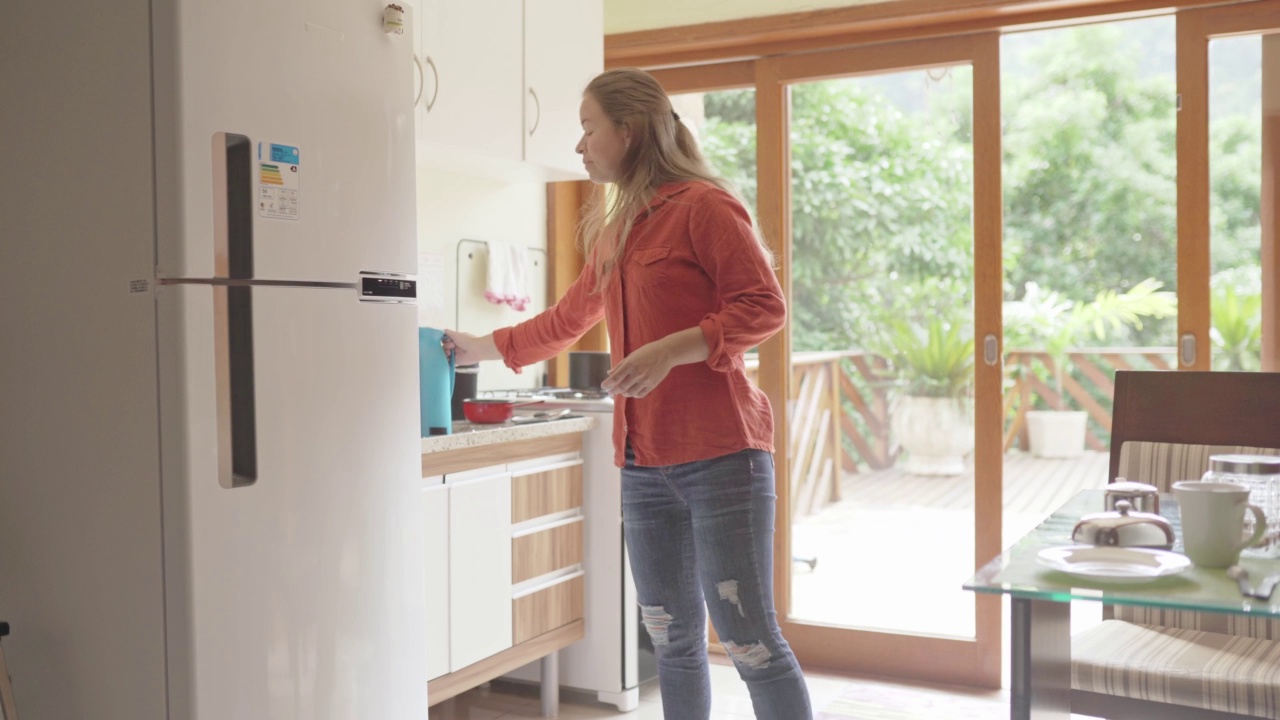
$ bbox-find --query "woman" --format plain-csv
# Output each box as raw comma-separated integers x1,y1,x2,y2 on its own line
446,68,812,720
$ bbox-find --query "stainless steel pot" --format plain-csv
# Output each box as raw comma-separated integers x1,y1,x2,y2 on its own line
569,351,611,391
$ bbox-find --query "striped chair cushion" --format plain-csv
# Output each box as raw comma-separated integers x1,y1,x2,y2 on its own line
1073,620,1280,718
1116,441,1280,494
1113,442,1280,640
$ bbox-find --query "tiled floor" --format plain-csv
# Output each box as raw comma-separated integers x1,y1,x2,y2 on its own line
426,656,1022,719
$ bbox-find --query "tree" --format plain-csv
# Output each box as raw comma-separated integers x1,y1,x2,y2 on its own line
696,22,1261,358
1002,25,1178,323
703,81,973,352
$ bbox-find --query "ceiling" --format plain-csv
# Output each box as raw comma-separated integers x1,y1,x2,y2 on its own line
603,0,877,34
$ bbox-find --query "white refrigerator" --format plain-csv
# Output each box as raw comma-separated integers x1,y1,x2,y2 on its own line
0,0,427,718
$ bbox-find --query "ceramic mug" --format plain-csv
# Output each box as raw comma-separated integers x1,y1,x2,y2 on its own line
1172,480,1267,568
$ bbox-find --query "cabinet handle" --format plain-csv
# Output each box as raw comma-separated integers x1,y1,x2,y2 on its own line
528,87,541,136
413,53,424,107
424,56,439,112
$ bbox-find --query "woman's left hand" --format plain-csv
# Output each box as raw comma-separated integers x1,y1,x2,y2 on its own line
601,339,674,398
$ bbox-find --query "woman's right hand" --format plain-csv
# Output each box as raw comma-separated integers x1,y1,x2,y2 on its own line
444,329,501,366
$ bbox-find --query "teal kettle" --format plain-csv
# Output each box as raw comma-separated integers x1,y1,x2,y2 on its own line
418,327,455,436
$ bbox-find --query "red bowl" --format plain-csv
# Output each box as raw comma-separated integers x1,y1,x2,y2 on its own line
462,399,538,424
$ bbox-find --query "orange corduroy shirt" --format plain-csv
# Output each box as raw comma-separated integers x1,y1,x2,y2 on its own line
493,181,785,468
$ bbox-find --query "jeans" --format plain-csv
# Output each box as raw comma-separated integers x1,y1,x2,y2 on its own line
622,447,813,720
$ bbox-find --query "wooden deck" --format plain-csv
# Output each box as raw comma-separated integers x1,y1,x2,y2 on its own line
789,451,1111,638
837,450,1111,515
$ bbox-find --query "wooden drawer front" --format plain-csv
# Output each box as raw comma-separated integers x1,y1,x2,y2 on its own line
511,462,583,523
512,520,583,584
513,574,585,645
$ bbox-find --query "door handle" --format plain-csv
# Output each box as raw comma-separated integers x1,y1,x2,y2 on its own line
983,334,999,366
1180,333,1197,367
215,285,258,489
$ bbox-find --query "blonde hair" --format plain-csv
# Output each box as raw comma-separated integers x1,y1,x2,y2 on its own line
578,68,771,290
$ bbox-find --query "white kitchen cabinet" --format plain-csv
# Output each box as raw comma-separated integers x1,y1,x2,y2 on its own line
410,0,601,180
423,432,588,707
448,470,514,671
523,0,603,176
415,0,523,165
422,479,450,681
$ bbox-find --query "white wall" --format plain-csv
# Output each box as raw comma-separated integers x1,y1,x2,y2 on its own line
604,0,873,34
416,167,550,390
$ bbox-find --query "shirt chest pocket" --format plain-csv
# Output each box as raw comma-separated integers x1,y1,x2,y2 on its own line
626,246,671,288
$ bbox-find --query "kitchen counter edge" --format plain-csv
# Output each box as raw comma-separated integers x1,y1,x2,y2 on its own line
420,416,597,454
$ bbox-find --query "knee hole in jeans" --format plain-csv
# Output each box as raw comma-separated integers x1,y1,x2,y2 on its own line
722,640,772,669
640,605,674,646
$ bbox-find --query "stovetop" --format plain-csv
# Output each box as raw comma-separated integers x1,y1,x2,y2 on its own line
480,387,611,401
479,387,614,412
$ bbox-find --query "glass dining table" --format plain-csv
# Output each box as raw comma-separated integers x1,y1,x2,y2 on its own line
964,488,1280,720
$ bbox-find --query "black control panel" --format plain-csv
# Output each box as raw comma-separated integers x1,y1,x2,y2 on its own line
361,276,416,300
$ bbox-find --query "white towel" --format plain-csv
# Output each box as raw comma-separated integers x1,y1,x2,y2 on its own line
483,241,531,312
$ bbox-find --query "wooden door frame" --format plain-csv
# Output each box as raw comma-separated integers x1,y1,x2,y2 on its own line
657,34,1004,689
1178,1,1280,372
606,0,1249,69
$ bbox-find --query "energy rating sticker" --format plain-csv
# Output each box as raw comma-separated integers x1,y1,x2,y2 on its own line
257,142,300,220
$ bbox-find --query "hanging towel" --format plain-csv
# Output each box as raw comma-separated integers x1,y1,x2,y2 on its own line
483,241,532,312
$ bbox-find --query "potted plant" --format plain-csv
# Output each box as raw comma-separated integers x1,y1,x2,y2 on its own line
1209,268,1262,371
880,316,975,476
1004,278,1176,458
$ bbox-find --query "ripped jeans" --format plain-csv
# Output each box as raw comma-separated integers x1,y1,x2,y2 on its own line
622,447,813,720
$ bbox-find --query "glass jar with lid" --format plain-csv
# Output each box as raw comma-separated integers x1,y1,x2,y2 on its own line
1202,454,1280,558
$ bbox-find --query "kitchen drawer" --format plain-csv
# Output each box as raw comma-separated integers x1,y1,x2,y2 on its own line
445,463,507,484
508,451,580,474
512,517,583,584
511,461,583,524
512,572,584,645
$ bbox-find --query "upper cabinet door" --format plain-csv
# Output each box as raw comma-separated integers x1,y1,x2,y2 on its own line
156,0,417,282
417,0,523,163
523,0,602,178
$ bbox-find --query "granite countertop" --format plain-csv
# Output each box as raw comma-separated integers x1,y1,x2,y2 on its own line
419,415,596,454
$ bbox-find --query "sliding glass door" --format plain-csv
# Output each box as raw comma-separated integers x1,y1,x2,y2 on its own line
1181,1,1280,373
751,34,1005,687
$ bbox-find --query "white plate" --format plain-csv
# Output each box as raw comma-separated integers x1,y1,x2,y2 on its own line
1036,546,1191,583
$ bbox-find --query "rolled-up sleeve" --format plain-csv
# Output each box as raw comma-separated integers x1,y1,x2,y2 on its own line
690,192,786,372
492,258,606,372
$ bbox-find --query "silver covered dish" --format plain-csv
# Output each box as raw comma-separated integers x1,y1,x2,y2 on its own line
1105,479,1160,514
1072,500,1175,549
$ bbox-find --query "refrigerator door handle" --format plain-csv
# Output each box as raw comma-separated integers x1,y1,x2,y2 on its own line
215,285,258,488
212,132,255,280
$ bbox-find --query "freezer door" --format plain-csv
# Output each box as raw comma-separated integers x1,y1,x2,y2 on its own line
157,284,426,719
154,0,417,281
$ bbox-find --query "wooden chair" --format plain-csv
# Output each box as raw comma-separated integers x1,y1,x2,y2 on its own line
1069,370,1280,720
0,622,16,720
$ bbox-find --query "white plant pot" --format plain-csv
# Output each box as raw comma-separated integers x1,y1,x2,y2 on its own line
890,395,975,476
1026,410,1088,458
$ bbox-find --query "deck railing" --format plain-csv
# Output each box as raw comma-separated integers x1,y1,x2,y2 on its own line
746,346,1177,519
1002,348,1176,452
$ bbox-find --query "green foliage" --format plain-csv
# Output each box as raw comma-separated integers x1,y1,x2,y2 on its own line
1210,267,1263,371
879,317,975,398
1004,278,1177,397
786,78,974,351
694,22,1261,361
1001,25,1179,324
